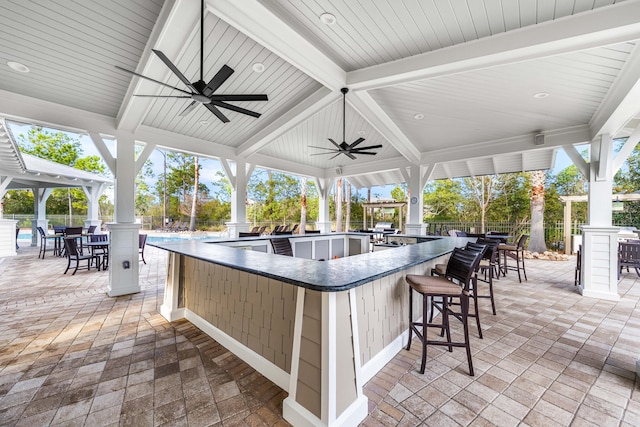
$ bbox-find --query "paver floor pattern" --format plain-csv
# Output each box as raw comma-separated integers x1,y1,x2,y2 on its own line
0,244,639,426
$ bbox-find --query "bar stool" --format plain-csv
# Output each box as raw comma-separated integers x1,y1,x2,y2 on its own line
498,234,529,282
429,242,487,338
405,247,484,376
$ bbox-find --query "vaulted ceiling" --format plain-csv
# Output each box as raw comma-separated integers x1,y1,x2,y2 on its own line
1,0,639,187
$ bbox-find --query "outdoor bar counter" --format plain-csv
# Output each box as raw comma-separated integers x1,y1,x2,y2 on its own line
152,234,470,427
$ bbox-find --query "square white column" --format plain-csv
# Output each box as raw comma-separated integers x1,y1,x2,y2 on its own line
106,222,141,297
579,226,620,301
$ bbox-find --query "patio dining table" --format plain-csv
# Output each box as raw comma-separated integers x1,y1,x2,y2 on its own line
85,239,109,270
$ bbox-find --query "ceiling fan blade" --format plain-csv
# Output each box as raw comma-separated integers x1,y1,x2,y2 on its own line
349,137,366,148
328,138,342,150
205,103,230,123
208,94,268,102
310,152,340,156
204,65,234,95
345,151,357,160
133,95,193,98
308,146,338,151
351,151,378,155
152,49,196,91
350,145,383,151
329,152,343,160
179,101,199,116
115,66,193,95
210,101,261,118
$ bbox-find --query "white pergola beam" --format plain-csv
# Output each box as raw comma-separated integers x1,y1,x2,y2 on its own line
347,1,640,91
590,44,640,139
207,0,346,91
613,126,640,174
237,87,337,158
349,91,420,164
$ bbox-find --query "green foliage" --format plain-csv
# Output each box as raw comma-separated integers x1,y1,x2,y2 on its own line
424,180,465,220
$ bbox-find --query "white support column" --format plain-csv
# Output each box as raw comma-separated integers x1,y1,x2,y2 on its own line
314,177,333,233
404,164,427,236
107,131,140,296
0,219,18,257
221,158,251,237
31,187,52,245
82,184,105,230
579,134,620,301
160,252,185,321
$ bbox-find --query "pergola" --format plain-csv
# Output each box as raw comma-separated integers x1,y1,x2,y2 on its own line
362,201,406,231
0,118,112,255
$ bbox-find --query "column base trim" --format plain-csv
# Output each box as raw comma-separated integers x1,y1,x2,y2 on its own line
160,305,185,322
578,285,620,301
185,308,290,391
107,285,140,297
283,395,368,427
361,329,409,383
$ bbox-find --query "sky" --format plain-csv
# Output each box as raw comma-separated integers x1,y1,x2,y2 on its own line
8,121,576,202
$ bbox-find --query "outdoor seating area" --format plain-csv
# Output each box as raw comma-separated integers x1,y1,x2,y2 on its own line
33,225,110,274
1,244,639,425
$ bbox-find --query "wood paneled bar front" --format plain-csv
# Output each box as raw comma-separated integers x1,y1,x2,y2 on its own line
151,234,470,427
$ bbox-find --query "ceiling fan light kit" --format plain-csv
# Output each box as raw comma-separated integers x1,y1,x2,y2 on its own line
115,0,267,123
310,87,382,160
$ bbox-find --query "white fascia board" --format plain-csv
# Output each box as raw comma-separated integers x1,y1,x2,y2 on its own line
207,0,346,91
247,152,325,179
237,87,337,157
116,0,196,132
590,44,640,139
135,125,236,160
349,91,420,164
421,125,591,165
0,90,116,135
347,1,640,91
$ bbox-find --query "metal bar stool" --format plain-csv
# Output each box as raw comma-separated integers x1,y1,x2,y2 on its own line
405,247,484,376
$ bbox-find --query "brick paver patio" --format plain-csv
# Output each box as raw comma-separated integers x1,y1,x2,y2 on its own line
1,242,639,426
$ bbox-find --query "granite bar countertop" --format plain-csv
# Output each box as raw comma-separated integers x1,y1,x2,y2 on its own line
150,235,471,292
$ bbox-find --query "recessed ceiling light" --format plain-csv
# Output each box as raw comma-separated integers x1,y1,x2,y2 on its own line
252,62,265,73
413,113,424,120
320,12,337,26
199,120,209,126
533,92,549,99
7,61,30,73
358,130,366,136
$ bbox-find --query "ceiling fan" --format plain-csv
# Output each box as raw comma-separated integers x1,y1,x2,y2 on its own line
310,88,382,160
115,0,267,123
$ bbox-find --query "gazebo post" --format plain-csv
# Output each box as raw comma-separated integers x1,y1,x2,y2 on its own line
314,177,333,233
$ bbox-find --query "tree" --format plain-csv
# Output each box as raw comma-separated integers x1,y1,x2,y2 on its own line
335,179,343,232
528,170,547,253
300,177,307,233
461,175,505,232
189,156,199,231
15,127,108,219
424,179,465,220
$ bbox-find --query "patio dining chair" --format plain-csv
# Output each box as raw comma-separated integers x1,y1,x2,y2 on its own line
139,234,147,265
406,246,484,375
618,242,640,279
63,237,100,275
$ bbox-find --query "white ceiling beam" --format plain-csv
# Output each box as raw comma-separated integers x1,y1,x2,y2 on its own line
207,0,346,91
349,91,420,164
347,2,640,91
337,156,410,179
590,44,640,139
422,125,591,165
248,153,325,179
465,160,475,177
136,125,236,160
116,0,197,132
237,87,337,157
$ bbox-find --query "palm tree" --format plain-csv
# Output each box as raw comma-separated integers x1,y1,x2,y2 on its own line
528,170,547,253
